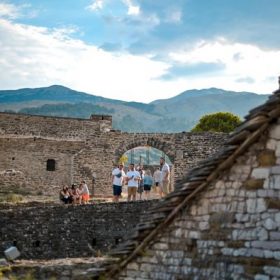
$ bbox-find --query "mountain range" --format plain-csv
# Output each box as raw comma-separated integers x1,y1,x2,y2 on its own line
0,85,270,132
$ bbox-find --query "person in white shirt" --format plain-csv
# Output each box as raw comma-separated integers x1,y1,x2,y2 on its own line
159,157,170,198
112,163,126,202
153,167,161,187
126,163,140,201
81,180,90,204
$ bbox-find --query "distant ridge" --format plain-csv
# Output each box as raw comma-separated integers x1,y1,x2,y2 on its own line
0,85,270,132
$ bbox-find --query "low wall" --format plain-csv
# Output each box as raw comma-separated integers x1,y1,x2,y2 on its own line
0,200,158,260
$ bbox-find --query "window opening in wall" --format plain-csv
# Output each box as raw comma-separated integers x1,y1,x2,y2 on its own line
46,159,56,171
92,238,97,247
33,240,40,247
115,237,122,245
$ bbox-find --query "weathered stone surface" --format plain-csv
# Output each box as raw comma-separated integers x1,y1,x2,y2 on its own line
243,179,264,190
0,200,157,259
257,150,276,166
269,125,280,140
0,112,227,196
251,168,270,179
246,198,267,213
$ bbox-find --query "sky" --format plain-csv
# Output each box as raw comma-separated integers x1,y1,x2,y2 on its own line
0,0,280,102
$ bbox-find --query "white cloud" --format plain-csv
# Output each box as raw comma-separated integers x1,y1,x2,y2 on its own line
122,0,140,16
87,0,104,11
0,17,279,103
0,2,20,19
0,18,171,102
168,38,280,94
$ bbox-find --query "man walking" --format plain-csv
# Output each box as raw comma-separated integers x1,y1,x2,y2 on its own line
159,157,170,198
112,163,126,202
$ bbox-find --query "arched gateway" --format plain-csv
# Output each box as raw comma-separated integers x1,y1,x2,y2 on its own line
0,113,227,197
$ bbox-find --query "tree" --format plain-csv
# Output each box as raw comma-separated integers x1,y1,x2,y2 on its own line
191,112,242,133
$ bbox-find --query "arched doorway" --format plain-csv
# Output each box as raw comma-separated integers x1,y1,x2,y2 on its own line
117,145,174,197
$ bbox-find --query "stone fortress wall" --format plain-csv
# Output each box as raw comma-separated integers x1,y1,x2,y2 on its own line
0,200,158,260
0,112,227,197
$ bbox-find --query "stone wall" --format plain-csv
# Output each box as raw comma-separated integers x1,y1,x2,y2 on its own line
0,112,102,140
0,137,84,195
0,200,157,260
0,112,227,196
118,122,280,279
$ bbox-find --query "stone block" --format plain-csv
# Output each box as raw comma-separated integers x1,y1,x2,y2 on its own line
263,218,277,230
269,125,280,140
243,179,264,190
246,198,267,213
254,274,269,280
153,243,169,250
269,175,280,189
270,166,280,174
198,222,209,231
251,241,280,250
266,139,277,150
264,266,280,277
257,150,276,166
274,251,280,260
270,231,280,240
251,168,270,179
127,262,139,271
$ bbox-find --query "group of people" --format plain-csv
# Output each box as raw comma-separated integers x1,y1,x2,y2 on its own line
59,180,90,204
112,157,170,202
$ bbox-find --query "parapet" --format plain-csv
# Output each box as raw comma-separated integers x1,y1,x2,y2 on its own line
90,114,112,122
90,114,112,132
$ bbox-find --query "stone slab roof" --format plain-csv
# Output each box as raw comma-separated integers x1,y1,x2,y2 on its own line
100,85,280,279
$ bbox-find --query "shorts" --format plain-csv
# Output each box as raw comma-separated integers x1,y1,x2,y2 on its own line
155,182,159,186
144,184,152,191
82,194,90,202
128,187,137,196
113,185,122,196
160,180,169,194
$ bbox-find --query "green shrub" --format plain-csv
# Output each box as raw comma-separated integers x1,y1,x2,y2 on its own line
191,112,242,133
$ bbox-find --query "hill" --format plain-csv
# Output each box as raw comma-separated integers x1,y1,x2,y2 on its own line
0,85,270,132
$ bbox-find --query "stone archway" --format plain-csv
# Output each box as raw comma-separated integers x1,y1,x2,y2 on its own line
114,137,176,164
114,136,176,192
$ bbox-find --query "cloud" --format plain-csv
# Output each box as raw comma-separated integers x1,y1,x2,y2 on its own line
87,0,104,11
0,18,171,102
122,0,140,15
235,77,255,84
0,11,280,103
166,38,280,93
0,2,21,19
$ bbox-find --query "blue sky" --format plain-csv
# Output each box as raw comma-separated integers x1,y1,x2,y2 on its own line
0,0,280,102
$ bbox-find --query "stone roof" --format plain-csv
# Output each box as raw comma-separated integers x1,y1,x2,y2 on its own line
100,85,280,279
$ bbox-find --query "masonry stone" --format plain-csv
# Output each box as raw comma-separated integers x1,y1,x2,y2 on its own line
269,125,280,140
0,112,226,197
0,200,157,259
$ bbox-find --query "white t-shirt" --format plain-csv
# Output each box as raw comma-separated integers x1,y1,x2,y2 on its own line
112,168,126,186
82,183,90,195
127,170,140,187
160,163,170,182
153,170,161,183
